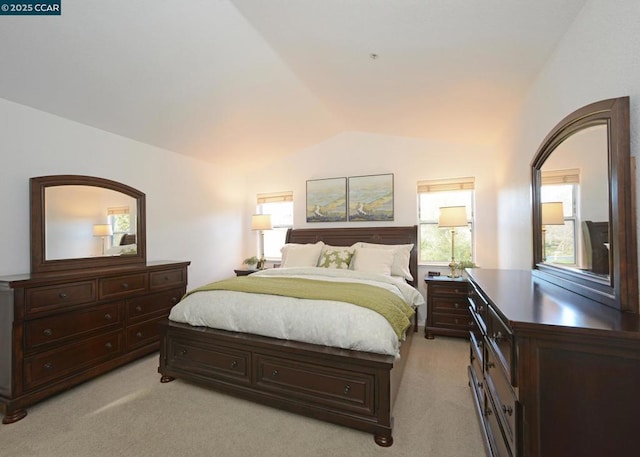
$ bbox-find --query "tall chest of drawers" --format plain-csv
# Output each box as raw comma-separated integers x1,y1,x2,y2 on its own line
0,260,189,424
466,269,640,457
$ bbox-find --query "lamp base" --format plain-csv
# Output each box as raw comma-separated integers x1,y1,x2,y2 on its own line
447,261,459,278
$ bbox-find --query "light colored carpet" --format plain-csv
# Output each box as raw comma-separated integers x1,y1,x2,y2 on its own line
0,334,484,457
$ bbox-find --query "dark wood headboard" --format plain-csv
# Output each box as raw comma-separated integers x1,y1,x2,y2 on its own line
285,225,419,288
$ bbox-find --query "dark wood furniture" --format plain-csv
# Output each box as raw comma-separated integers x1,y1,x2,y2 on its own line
467,268,640,457
234,268,259,276
531,97,637,313
582,220,609,275
30,175,147,274
424,275,470,339
0,174,191,425
158,226,419,447
0,260,190,424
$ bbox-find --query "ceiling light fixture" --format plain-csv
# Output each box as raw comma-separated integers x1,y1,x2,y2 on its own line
369,53,379,60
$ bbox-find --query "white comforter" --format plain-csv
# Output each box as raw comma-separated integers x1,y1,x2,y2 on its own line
168,267,425,357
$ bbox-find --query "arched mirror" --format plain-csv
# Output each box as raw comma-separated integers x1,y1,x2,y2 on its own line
31,175,146,273
531,97,638,312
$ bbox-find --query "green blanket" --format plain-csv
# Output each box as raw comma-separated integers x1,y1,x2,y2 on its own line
185,276,415,338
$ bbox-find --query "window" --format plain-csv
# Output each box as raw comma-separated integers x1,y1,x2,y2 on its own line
256,191,293,260
541,169,579,265
107,206,131,245
417,177,475,264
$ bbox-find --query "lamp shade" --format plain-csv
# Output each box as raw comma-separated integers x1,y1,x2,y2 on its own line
251,214,272,231
542,202,564,225
438,206,468,228
93,224,113,237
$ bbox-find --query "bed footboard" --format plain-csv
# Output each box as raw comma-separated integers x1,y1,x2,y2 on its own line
158,319,413,446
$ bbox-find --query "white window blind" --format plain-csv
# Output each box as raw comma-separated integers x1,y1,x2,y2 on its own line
257,191,293,204
417,176,475,193
541,169,580,185
107,206,130,215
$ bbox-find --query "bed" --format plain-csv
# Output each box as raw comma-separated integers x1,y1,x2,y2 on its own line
157,226,422,446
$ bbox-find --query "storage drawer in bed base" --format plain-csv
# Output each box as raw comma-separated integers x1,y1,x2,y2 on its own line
158,319,412,447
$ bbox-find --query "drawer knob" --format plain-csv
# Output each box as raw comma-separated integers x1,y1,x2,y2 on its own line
180,349,187,356
485,407,493,417
43,362,53,370
477,380,483,389
104,313,112,321
271,370,279,377
58,292,68,299
478,306,485,312
135,306,143,312
105,342,113,349
454,302,460,308
230,360,238,368
487,361,495,369
43,328,53,337
164,275,170,281
502,404,513,416
344,385,351,395
121,283,129,290
454,318,459,324
136,332,143,338
492,331,505,341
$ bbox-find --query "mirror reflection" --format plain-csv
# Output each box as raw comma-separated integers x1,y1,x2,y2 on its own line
539,124,609,277
45,185,138,260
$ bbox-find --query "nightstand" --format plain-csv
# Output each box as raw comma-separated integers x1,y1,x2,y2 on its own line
234,268,258,276
424,275,471,339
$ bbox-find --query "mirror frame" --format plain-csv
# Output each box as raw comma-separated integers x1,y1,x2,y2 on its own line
31,175,147,274
531,97,637,313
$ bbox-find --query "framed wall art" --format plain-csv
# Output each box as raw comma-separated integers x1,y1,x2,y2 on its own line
348,173,394,221
306,177,347,222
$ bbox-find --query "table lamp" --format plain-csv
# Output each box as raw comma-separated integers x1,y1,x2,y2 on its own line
438,206,468,277
251,214,272,269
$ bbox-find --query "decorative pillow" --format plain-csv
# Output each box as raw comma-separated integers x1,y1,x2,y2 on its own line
358,243,414,280
280,241,325,268
350,247,394,276
317,248,354,269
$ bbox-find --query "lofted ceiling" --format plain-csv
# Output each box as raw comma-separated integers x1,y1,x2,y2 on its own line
0,0,586,170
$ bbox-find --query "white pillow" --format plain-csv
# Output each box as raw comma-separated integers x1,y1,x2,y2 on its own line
358,242,414,280
280,241,325,268
350,247,394,276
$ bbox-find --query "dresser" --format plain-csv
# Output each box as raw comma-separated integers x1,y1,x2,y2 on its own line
467,268,640,457
424,275,470,339
0,260,190,424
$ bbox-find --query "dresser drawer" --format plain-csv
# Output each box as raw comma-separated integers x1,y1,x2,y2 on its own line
255,354,374,415
432,312,470,331
99,273,147,299
150,268,186,290
486,345,518,451
25,281,96,316
126,317,163,351
432,296,469,315
469,333,485,406
485,387,512,457
25,302,122,350
430,283,468,297
487,306,514,384
168,338,250,384
127,288,182,323
23,330,122,389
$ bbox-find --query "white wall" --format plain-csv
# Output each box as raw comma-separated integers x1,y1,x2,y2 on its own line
0,98,246,289
245,131,500,320
496,0,640,272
